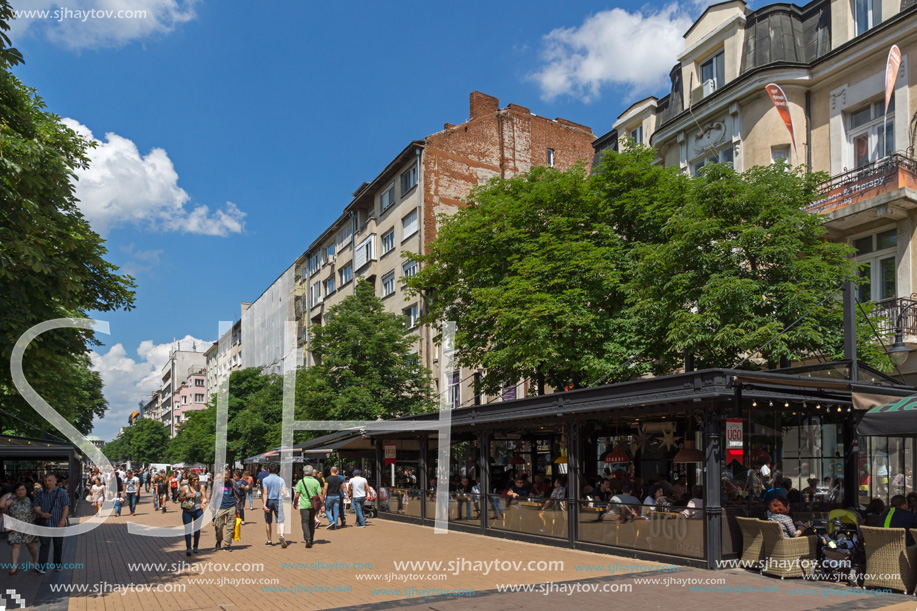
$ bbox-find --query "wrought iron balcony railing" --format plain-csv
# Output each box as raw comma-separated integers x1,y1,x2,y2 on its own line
869,295,917,338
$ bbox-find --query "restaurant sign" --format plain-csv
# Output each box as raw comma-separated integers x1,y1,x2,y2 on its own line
726,419,743,449
807,163,917,215
384,443,396,466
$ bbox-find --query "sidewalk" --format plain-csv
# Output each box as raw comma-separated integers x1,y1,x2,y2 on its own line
4,492,915,610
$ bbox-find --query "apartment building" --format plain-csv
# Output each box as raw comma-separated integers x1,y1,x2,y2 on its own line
205,316,244,401
593,0,917,381
293,91,595,408
172,366,208,427
157,349,208,437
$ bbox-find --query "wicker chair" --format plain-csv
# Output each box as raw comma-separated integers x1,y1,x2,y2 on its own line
759,520,818,579
736,516,765,570
861,525,917,594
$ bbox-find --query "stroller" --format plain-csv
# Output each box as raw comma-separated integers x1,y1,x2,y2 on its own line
813,509,865,585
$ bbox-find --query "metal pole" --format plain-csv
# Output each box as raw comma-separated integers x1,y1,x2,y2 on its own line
844,281,858,382
704,406,723,570
419,436,428,523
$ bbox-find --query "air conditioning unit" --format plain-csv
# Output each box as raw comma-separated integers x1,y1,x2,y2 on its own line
703,79,716,96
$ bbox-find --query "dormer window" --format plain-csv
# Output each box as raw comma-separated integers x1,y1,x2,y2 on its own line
854,0,881,36
629,126,643,145
700,51,725,96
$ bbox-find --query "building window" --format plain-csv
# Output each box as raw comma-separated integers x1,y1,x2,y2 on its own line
325,243,335,260
382,272,395,297
402,260,417,279
855,0,881,36
324,276,335,295
473,372,483,406
700,50,725,96
195,379,204,387
310,281,322,307
339,263,353,286
308,253,321,276
401,164,418,195
382,229,395,254
404,303,419,329
181,396,187,404
848,98,894,169
337,223,353,249
629,126,643,145
194,393,204,403
449,370,460,408
771,145,790,164
402,209,418,239
855,228,897,303
381,183,396,211
547,148,555,167
691,145,734,175
354,235,376,269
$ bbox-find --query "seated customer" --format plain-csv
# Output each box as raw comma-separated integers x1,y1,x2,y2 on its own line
591,479,613,503
879,495,917,546
766,498,806,538
761,481,788,505
602,483,642,522
680,486,703,519
505,476,530,505
643,484,670,515
541,477,566,511
530,475,549,498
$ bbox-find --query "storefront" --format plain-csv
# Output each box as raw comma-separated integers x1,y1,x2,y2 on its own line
366,362,916,569
0,435,82,503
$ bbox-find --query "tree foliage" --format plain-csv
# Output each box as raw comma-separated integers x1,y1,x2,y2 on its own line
298,279,435,421
102,418,169,464
406,148,891,392
0,4,135,436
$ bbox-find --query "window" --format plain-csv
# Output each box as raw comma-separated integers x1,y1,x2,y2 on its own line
629,127,643,145
855,0,881,35
547,148,555,167
324,276,335,295
382,272,395,297
381,184,396,211
402,210,418,239
309,281,322,307
382,229,395,254
855,228,898,303
771,145,790,164
308,253,321,276
337,223,353,248
848,98,894,169
195,378,204,387
181,396,187,404
404,303,419,328
473,372,483,406
448,371,460,408
401,164,418,195
339,263,353,286
700,50,725,95
691,145,734,175
325,243,335,260
354,235,376,269
194,393,204,403
402,259,417,279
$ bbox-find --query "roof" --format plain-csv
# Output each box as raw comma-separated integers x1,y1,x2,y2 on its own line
683,0,747,39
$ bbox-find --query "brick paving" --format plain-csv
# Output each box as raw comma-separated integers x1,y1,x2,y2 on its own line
2,492,915,610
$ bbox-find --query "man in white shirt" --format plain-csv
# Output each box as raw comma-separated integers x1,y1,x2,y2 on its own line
124,470,141,516
348,470,369,528
760,462,772,480
602,483,642,522
681,486,704,519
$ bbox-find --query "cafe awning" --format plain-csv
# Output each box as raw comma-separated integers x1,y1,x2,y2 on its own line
857,394,917,436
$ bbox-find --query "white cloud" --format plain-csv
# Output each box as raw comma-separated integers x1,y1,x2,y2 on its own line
89,335,212,440
119,243,163,276
62,119,246,237
531,3,710,102
10,0,197,50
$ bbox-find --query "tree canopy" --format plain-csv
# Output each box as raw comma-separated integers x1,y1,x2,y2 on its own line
406,147,891,394
102,418,170,464
0,3,135,436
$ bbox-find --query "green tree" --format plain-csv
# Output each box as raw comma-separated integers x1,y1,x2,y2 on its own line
102,418,169,464
0,3,135,436
298,279,435,421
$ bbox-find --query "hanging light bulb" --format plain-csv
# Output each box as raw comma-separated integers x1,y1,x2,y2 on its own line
816,403,821,410
784,401,789,408
837,406,842,413
769,401,774,407
847,407,852,413
752,400,757,407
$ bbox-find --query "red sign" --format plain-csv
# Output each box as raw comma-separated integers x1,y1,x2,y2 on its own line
765,83,797,161
726,419,743,449
384,443,396,466
885,45,901,114
807,163,917,215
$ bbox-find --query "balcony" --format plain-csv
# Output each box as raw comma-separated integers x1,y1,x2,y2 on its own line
869,296,917,338
807,154,917,225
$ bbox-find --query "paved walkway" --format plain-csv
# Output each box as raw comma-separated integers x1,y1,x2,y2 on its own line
2,492,916,610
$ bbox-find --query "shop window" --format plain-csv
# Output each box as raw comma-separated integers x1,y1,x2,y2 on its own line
848,98,894,168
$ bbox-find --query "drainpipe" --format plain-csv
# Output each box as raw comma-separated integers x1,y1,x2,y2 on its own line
350,210,356,295
805,91,812,169
305,253,312,368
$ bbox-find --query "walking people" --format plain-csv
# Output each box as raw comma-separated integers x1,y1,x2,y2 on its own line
169,472,179,503
178,473,207,556
32,474,69,573
143,468,151,493
124,470,140,516
89,477,106,515
261,463,287,548
1,483,38,575
233,470,250,523
323,466,344,530
348,469,369,528
246,471,255,510
213,468,237,552
293,465,323,549
158,474,169,513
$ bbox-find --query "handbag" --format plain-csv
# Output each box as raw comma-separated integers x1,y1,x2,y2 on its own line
180,487,196,511
302,478,323,513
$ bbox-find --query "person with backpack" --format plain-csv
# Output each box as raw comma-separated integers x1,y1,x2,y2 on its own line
293,465,324,548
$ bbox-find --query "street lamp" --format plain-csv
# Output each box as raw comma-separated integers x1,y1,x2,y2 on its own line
887,301,917,366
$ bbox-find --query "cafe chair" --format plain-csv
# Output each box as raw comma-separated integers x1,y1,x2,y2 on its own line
759,520,817,579
861,526,917,594
736,517,765,570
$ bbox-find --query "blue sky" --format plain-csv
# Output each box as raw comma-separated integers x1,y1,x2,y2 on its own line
8,0,775,439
